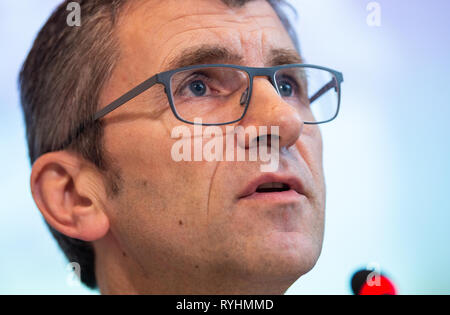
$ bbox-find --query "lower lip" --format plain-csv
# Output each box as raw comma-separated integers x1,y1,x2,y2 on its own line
239,189,303,202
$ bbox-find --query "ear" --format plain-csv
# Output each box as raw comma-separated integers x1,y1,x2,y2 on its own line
30,151,110,242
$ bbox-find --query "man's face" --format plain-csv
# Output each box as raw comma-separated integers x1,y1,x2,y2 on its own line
99,0,325,291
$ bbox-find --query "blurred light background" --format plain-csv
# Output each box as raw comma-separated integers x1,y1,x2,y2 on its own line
1,0,449,294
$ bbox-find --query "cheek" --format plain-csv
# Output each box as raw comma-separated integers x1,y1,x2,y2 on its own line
288,125,326,217
296,125,324,179
102,121,226,252
104,121,213,211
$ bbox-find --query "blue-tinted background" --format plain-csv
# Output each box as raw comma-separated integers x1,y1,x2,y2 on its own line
1,0,449,294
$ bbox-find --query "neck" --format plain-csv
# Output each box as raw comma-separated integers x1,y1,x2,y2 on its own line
94,232,291,294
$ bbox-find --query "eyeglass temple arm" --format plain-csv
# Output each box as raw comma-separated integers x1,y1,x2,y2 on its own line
94,75,159,120
308,79,337,105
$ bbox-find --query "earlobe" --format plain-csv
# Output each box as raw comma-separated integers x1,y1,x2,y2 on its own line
30,151,110,242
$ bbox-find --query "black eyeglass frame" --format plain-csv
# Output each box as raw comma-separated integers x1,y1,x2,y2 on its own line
94,63,344,126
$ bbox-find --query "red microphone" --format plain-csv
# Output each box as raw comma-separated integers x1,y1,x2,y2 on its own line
351,269,397,295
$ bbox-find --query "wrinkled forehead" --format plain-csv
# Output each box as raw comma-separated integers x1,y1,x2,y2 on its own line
115,0,299,76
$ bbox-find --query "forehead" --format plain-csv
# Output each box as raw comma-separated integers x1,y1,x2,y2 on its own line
116,0,297,75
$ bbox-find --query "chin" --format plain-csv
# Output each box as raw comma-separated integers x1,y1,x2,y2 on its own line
267,231,320,275
230,231,323,285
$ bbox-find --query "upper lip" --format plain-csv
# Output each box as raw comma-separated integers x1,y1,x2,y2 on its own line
238,173,305,198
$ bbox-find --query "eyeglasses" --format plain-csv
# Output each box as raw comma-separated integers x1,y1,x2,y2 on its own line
94,63,343,126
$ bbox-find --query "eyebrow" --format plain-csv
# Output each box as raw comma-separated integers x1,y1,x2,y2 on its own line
164,45,304,71
268,48,304,66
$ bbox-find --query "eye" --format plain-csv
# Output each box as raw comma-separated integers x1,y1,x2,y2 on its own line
189,80,207,96
278,80,293,97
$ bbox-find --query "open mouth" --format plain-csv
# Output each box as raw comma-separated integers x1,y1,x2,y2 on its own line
238,174,304,201
255,182,291,193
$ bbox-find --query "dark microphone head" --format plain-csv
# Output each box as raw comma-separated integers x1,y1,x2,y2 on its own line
351,269,397,295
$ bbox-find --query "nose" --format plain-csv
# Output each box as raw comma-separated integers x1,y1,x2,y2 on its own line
236,77,304,150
